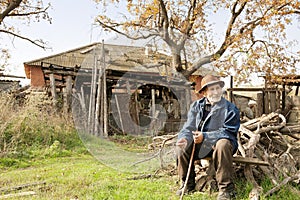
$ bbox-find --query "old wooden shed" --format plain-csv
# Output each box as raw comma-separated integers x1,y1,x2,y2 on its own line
23,42,216,136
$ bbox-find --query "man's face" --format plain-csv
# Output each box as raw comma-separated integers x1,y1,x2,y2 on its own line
204,84,223,104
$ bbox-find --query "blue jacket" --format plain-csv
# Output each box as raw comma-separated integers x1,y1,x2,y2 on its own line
178,97,240,158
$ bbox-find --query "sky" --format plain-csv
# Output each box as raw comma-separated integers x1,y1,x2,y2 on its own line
2,0,300,87
4,0,110,77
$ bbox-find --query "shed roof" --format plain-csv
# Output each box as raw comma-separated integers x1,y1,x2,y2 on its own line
24,42,217,79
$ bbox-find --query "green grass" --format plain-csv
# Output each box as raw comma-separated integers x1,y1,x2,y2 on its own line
0,154,181,200
0,94,299,199
1,152,299,200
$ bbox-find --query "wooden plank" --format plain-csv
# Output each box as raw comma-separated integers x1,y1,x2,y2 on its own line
232,156,269,166
88,48,98,135
264,91,270,114
49,73,58,103
269,91,277,112
202,156,269,166
151,88,156,119
95,73,102,136
79,86,87,130
64,75,72,112
115,94,125,134
257,92,264,117
43,69,77,76
102,41,108,137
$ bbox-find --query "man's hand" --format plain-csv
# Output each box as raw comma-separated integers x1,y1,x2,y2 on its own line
176,138,187,149
192,131,203,144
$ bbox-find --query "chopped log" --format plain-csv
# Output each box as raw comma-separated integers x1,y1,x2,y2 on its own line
243,112,280,131
280,125,300,139
255,114,286,134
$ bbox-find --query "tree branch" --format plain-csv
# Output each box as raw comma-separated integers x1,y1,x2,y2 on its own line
0,0,22,23
158,0,176,48
216,0,247,57
7,6,50,18
96,19,159,40
185,0,248,77
0,29,48,49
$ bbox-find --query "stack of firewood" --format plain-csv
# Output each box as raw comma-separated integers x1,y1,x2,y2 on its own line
149,112,300,199
237,112,300,199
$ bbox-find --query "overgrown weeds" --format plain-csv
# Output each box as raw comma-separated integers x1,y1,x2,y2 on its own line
0,92,86,167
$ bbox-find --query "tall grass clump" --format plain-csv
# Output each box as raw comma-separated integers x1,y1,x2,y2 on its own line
0,92,86,164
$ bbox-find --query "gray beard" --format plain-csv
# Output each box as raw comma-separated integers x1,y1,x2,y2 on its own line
207,96,222,104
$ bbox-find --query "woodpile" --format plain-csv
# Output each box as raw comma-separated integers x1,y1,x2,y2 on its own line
149,112,300,199
235,112,300,199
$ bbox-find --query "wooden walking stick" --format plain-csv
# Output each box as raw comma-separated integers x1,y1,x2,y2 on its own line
180,143,196,200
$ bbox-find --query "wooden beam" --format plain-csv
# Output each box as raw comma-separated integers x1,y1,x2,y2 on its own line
257,92,264,117
232,156,269,166
115,94,125,134
151,88,156,120
49,73,58,103
103,41,108,137
64,75,72,112
202,156,269,166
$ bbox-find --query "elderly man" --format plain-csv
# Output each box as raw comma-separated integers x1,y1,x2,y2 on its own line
176,75,240,200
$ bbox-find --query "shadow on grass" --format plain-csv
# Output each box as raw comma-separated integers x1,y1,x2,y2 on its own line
78,131,175,174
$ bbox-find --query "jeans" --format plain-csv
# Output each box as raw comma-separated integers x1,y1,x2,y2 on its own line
176,138,234,192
